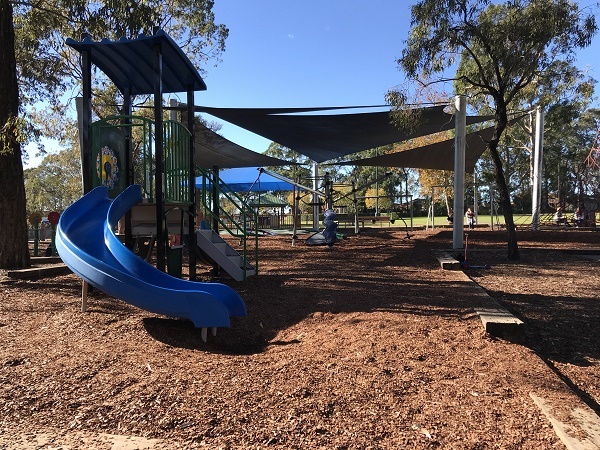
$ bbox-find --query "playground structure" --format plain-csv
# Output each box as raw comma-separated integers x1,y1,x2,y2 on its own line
28,212,60,256
193,163,410,243
254,167,414,239
46,29,590,339
56,185,246,340
56,29,253,337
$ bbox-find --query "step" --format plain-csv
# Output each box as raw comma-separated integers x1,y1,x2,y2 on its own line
196,230,255,281
433,251,462,270
7,264,72,279
475,306,524,341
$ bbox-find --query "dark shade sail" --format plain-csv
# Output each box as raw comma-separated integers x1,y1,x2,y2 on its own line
66,30,207,95
193,122,298,169
196,105,493,163
335,126,496,173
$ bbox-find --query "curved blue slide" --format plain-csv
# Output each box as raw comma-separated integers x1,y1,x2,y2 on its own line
55,184,246,328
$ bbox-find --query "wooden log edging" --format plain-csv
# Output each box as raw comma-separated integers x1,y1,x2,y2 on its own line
433,251,524,341
7,264,71,280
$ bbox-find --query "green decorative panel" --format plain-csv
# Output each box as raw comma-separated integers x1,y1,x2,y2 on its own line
90,126,126,197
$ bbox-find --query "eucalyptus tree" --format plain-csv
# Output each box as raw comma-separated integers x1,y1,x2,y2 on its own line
24,145,82,215
265,142,313,183
336,145,404,214
388,0,597,259
0,0,228,268
544,107,600,206
473,61,595,214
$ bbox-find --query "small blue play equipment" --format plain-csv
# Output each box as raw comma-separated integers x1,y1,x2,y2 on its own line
322,209,338,246
306,209,340,247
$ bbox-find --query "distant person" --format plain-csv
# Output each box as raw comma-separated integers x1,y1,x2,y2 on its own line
574,207,585,227
466,207,475,230
553,207,566,225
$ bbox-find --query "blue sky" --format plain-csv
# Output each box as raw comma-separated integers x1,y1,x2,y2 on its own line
189,0,420,154
25,0,599,167
191,0,599,155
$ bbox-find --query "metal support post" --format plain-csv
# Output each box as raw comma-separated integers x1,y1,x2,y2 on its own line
531,106,544,231
453,95,467,249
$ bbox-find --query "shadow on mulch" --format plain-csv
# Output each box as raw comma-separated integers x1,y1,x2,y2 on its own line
511,290,600,417
142,316,270,355
139,234,486,356
432,228,600,417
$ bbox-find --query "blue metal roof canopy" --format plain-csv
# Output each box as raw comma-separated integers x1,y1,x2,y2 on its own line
67,29,205,274
196,167,296,192
66,30,207,95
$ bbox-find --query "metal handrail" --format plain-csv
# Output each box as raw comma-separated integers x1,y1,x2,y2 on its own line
196,168,259,279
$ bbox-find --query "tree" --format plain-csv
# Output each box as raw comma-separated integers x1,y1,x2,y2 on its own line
391,126,456,215
0,0,29,268
0,1,228,269
339,144,410,214
24,145,82,215
544,107,600,206
265,142,313,183
364,187,393,212
467,60,596,214
419,169,454,213
389,0,597,259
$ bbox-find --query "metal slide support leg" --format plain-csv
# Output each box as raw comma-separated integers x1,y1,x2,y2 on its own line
81,280,89,312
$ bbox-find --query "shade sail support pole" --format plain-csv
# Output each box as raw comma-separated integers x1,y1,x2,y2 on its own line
531,106,544,231
453,95,466,250
312,163,320,231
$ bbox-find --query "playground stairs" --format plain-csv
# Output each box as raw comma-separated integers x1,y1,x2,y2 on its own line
195,229,256,282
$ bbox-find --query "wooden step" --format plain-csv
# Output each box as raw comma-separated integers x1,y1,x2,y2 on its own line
7,264,71,279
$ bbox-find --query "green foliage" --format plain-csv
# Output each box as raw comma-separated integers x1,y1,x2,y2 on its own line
0,114,27,155
544,107,600,204
24,145,82,215
394,0,597,115
459,7,591,107
331,185,355,211
390,0,598,259
265,142,313,183
364,187,393,212
401,1,596,97
11,0,228,151
418,169,454,210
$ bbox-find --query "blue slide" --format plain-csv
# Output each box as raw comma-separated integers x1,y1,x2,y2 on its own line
55,184,247,328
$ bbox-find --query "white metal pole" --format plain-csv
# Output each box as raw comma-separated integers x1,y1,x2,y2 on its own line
489,184,495,231
352,181,360,235
453,95,467,249
312,163,319,230
431,187,435,230
531,106,544,231
292,184,298,246
473,171,478,225
169,99,178,121
375,148,379,216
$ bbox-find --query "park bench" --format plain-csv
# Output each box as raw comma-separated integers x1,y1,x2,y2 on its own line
358,216,392,226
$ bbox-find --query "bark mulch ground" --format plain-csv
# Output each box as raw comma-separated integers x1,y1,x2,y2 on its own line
0,228,599,449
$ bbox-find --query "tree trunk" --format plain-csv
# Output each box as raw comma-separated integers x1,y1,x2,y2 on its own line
488,107,520,260
0,0,30,269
